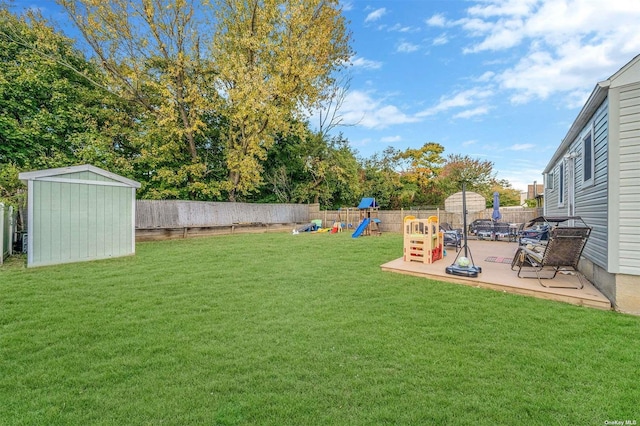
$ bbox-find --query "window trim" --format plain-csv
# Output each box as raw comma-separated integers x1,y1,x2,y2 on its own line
582,124,595,187
557,161,565,207
545,172,554,191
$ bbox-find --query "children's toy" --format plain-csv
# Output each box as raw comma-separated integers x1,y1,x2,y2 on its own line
294,222,319,233
352,198,382,238
330,208,344,233
403,215,444,264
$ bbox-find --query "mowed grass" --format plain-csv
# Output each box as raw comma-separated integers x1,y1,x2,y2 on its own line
1,232,639,425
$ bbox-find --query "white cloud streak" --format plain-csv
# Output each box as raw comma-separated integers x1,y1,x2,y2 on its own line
417,88,494,117
341,90,420,129
351,56,383,70
397,41,419,53
365,8,387,23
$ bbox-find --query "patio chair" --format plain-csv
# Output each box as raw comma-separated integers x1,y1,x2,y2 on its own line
510,226,591,289
440,223,462,250
518,224,550,245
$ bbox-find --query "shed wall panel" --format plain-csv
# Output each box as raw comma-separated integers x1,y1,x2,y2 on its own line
30,179,135,267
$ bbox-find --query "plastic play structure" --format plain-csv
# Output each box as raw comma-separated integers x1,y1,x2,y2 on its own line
352,198,382,238
331,207,355,234
403,215,444,264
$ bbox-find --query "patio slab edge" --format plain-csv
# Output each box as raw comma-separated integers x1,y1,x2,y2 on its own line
381,257,612,311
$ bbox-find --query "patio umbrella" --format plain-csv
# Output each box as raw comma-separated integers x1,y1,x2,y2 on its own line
492,191,502,221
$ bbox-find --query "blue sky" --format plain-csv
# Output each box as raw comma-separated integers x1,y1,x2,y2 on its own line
328,0,640,190
9,0,640,191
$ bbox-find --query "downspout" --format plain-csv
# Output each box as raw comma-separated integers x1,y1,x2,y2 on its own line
564,152,578,220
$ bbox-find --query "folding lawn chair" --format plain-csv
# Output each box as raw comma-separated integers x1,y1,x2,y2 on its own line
511,226,591,289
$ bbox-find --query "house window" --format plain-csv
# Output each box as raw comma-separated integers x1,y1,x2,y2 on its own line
558,162,564,206
546,172,554,190
583,125,595,186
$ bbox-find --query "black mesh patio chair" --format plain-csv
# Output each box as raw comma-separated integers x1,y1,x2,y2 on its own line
440,223,462,250
511,226,591,289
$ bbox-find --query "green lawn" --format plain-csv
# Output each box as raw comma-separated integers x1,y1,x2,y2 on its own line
1,232,638,425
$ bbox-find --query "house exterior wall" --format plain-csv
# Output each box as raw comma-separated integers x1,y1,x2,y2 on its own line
608,82,640,276
544,98,609,269
543,55,640,314
27,171,136,267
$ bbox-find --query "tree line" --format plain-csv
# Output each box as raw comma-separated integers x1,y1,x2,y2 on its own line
0,1,522,210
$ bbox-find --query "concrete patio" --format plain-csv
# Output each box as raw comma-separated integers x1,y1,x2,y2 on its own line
381,238,611,310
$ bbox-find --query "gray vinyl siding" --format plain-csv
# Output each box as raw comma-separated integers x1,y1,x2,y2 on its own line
576,100,608,268
617,83,640,274
545,163,562,214
544,99,609,269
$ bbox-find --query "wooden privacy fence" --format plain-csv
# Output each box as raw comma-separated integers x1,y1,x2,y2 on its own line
311,206,542,234
134,200,541,241
136,200,311,241
1,203,15,264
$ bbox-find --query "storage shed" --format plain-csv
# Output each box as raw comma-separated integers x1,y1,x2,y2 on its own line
19,164,140,267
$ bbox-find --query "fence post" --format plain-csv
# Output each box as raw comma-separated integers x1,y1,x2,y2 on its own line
0,203,4,265
8,205,13,257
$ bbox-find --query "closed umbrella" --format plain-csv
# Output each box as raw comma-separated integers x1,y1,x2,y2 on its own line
492,192,502,221
492,192,501,240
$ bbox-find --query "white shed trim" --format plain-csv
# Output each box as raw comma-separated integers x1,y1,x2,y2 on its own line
19,164,141,188
34,177,133,188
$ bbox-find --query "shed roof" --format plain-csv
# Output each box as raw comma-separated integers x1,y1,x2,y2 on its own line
19,164,141,188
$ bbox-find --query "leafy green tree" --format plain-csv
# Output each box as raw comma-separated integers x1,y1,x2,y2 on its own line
57,0,352,202
254,130,307,204
359,147,404,209
58,0,207,160
252,128,359,208
57,0,223,199
489,179,522,207
211,0,353,201
437,154,495,198
0,163,23,208
0,7,135,174
395,143,446,207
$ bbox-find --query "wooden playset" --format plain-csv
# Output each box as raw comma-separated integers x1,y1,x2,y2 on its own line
403,215,444,264
352,198,382,238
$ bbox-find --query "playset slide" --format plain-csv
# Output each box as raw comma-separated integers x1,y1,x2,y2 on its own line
351,218,370,238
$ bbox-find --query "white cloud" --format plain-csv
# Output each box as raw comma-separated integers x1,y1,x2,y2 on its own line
365,8,387,23
387,23,419,33
340,1,353,12
397,41,419,53
432,34,449,46
454,0,640,104
341,90,420,129
351,56,382,70
425,14,447,28
476,71,495,82
416,88,494,117
496,159,545,192
509,143,535,151
453,106,489,119
381,135,402,143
